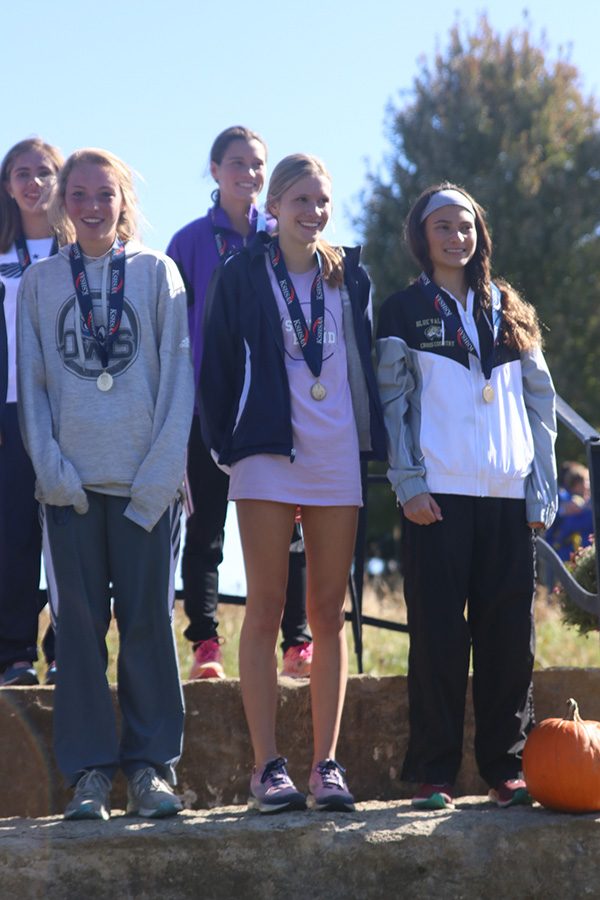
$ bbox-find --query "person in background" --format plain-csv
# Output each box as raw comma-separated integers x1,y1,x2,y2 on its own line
377,183,557,810
544,461,593,563
200,153,386,813
17,148,193,821
0,282,6,417
0,138,62,686
167,126,312,681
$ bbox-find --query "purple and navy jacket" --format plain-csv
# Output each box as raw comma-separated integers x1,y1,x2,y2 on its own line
166,204,268,395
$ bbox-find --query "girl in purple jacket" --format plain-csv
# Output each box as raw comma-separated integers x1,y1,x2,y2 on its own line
167,127,312,681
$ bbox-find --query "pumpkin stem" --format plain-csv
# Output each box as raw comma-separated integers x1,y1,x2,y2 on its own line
566,698,582,722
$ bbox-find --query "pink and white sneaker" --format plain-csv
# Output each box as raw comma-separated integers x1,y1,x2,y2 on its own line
280,641,313,678
189,638,225,680
308,759,355,812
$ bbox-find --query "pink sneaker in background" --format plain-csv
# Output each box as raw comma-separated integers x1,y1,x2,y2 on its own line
189,637,225,680
280,641,313,678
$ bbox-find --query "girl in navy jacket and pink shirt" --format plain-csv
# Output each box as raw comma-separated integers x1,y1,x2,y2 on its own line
201,153,385,813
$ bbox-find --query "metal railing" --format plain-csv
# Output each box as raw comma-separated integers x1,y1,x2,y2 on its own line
346,470,406,674
535,396,600,621
348,394,600,673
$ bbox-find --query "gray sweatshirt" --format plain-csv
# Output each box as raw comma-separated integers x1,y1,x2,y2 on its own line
17,240,194,532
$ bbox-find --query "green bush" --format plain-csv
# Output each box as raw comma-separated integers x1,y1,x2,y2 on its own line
555,539,600,636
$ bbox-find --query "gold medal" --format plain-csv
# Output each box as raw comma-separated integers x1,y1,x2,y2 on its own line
310,381,327,401
97,371,114,392
482,383,495,403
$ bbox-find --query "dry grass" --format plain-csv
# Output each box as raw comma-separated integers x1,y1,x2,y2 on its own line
33,579,598,684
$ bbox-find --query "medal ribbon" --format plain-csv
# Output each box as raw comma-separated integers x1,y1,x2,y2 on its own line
417,272,501,380
69,239,126,369
14,232,58,274
268,238,325,377
210,206,267,260
210,207,242,261
212,220,231,260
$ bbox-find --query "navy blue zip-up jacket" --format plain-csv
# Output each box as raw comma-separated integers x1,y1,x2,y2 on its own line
199,232,386,468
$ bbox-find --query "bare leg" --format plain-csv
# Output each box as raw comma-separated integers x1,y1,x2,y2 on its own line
236,500,296,768
301,505,358,765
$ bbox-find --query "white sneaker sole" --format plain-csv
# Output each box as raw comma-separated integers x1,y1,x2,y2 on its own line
307,793,355,812
65,802,110,821
127,800,182,818
248,794,306,814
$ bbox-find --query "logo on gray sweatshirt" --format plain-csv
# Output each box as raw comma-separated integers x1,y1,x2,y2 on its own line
56,292,140,380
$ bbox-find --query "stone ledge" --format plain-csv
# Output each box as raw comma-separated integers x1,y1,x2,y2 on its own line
1,669,599,817
2,800,600,899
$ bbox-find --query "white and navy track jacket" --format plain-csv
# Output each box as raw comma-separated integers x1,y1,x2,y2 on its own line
376,281,557,527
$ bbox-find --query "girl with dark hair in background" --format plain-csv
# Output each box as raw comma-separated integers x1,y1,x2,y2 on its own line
0,282,6,417
0,137,62,686
167,127,312,681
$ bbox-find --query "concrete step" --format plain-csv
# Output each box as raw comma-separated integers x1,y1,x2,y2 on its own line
2,799,599,899
1,669,600,818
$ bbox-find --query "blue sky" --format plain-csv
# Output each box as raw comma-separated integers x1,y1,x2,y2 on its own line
5,0,598,251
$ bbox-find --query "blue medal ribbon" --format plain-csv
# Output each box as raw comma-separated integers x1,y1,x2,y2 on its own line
267,238,325,378
69,239,126,369
417,272,502,379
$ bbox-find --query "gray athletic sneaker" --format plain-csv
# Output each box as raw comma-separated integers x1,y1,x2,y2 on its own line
127,767,183,818
64,769,111,821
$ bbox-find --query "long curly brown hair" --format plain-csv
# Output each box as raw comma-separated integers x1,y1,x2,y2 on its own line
495,277,541,351
406,182,541,350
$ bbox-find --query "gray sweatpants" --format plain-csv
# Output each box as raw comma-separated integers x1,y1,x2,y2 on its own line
43,491,184,786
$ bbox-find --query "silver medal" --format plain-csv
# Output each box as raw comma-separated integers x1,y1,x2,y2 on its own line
97,371,114,392
310,381,327,401
482,383,495,403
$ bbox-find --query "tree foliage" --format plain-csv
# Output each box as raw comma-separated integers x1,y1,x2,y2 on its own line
360,15,600,430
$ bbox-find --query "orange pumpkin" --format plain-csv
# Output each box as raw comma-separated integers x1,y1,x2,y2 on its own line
523,698,600,813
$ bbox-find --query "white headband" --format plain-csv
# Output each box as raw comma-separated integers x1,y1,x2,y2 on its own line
420,189,476,223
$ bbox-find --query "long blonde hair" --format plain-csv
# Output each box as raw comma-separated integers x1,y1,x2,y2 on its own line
49,148,139,247
266,154,344,287
0,138,63,253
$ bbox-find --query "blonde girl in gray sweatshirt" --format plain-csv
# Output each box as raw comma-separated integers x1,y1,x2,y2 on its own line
17,148,194,821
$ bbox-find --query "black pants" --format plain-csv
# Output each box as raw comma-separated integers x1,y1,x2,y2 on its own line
182,415,310,651
400,494,535,788
0,404,54,669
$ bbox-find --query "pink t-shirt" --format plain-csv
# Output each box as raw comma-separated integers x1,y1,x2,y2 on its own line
228,259,362,506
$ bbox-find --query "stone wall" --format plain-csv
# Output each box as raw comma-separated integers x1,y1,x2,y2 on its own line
1,668,599,818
